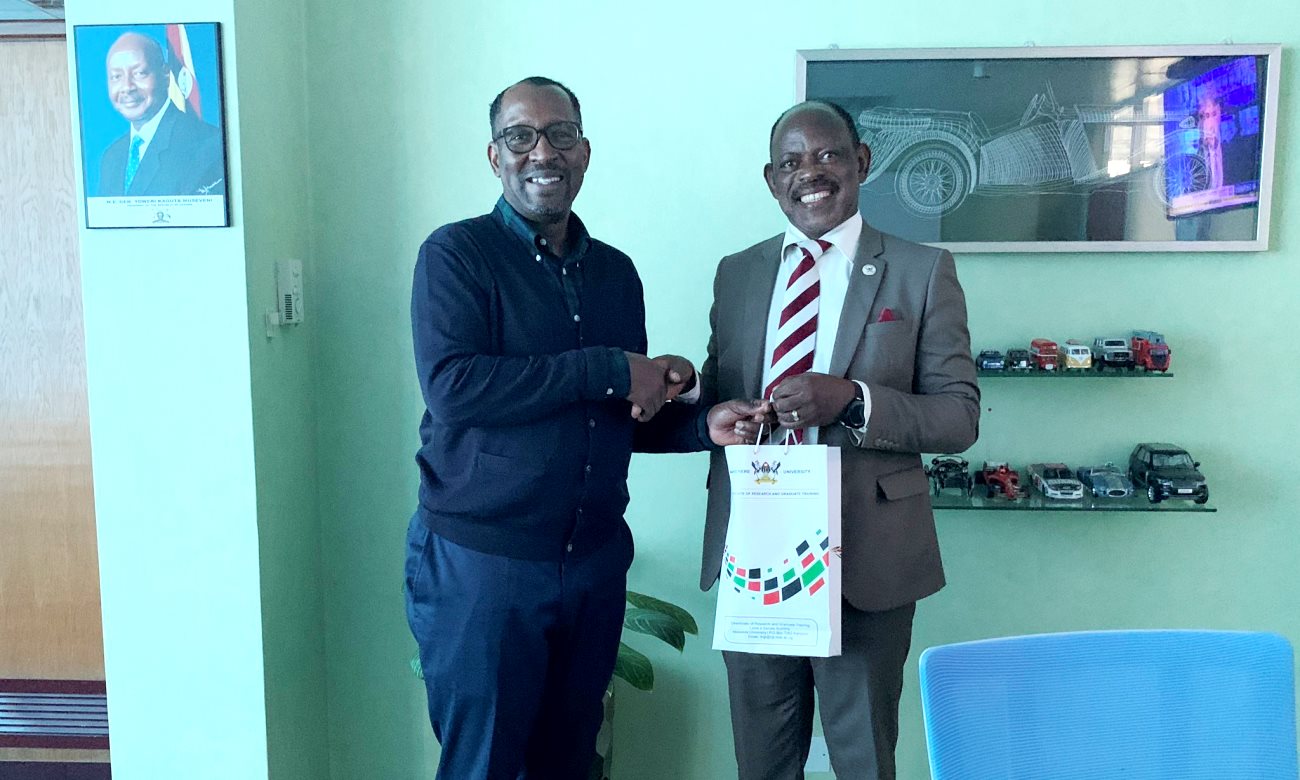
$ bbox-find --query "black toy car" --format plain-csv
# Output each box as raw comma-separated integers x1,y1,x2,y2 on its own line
977,350,1006,371
1005,348,1032,371
1128,443,1209,504
926,455,973,496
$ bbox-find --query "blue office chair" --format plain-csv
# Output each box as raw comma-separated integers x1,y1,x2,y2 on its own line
919,630,1298,780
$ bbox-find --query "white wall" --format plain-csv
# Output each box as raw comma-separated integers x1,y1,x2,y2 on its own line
65,2,270,777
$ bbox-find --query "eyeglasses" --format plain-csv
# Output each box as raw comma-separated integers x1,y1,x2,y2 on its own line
493,121,583,154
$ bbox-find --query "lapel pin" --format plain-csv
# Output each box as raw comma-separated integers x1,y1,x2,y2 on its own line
862,264,877,276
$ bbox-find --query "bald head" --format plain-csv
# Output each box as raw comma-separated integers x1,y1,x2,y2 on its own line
106,32,169,129
769,100,861,158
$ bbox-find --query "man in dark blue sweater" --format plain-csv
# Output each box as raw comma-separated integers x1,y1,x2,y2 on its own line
405,76,762,779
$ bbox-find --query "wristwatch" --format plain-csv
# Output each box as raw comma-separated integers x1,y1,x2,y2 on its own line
839,383,866,430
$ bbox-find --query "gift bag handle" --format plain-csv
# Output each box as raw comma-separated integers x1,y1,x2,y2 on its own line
752,403,797,454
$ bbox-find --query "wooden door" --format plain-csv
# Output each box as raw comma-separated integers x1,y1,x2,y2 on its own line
0,34,109,767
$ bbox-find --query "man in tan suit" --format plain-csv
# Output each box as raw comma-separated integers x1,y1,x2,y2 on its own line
657,100,980,779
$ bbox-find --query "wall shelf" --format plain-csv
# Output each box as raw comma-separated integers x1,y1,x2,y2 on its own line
976,370,1173,379
932,493,1215,512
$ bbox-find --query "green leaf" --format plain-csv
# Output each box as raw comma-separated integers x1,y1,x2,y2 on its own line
613,641,654,691
625,591,699,635
623,607,686,651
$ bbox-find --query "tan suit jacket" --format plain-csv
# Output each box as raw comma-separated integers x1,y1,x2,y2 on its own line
696,223,980,612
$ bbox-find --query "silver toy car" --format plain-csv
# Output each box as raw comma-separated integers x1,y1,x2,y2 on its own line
1076,463,1134,499
1027,462,1085,500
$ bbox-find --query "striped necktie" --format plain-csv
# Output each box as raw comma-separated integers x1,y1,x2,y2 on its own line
124,135,143,193
766,238,831,443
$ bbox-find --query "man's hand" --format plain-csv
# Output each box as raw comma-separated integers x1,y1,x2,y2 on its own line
707,399,774,446
625,352,669,421
769,373,857,430
652,354,696,402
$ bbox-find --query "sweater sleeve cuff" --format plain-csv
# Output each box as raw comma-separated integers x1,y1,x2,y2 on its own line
583,346,630,400
697,404,721,451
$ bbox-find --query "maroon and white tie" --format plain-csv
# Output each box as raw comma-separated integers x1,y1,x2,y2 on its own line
766,239,831,443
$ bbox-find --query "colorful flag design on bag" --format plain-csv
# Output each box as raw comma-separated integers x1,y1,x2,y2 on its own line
723,531,831,605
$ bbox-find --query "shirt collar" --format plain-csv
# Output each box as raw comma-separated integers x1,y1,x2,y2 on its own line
132,99,171,150
780,211,863,264
495,196,591,264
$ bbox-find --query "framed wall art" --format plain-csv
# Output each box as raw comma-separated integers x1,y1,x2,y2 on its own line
73,22,229,229
798,45,1281,252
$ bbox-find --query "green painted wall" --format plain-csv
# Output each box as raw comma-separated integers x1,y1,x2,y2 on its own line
304,1,1299,778
234,0,331,778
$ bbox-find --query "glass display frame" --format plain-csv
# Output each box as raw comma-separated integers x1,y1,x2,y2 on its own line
798,45,1282,252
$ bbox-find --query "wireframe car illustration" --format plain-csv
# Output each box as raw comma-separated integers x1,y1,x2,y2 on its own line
856,86,1213,218
1027,463,1085,500
1005,348,1032,371
1076,463,1134,499
973,461,1024,500
1091,337,1135,370
926,455,973,497
977,350,1006,371
1128,443,1208,504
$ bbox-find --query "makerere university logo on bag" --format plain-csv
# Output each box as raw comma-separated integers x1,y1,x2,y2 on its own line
752,460,781,485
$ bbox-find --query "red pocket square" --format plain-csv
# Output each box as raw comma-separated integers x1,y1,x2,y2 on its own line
877,308,898,323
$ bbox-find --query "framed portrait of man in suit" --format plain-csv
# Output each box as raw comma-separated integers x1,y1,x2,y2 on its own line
73,22,229,229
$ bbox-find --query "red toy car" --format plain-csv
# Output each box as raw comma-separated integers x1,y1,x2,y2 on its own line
1131,330,1171,372
1029,339,1059,371
974,461,1025,499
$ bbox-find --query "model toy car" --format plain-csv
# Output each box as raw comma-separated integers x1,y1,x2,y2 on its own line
1131,330,1171,372
1027,463,1085,500
926,455,973,496
1128,443,1208,504
1005,348,1032,371
1091,337,1135,370
1076,463,1134,499
1029,339,1058,371
1060,340,1093,370
974,461,1024,499
977,350,1006,371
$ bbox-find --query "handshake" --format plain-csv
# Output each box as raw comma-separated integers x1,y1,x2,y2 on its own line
626,353,861,446
624,352,698,422
624,352,776,447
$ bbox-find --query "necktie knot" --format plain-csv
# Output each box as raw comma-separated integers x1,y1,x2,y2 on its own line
797,238,832,262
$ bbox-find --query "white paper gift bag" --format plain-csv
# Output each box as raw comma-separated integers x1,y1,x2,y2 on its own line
712,441,842,657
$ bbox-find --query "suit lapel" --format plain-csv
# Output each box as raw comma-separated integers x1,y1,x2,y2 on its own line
828,223,885,378
740,240,783,398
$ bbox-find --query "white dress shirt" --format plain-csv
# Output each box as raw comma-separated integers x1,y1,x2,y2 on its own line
131,100,171,159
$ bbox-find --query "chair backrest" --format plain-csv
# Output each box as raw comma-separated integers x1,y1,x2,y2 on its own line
920,630,1298,780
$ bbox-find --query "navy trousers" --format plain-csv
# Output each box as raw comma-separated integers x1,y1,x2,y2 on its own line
404,515,632,780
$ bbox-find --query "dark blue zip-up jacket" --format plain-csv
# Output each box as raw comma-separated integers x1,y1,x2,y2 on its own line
412,199,708,560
